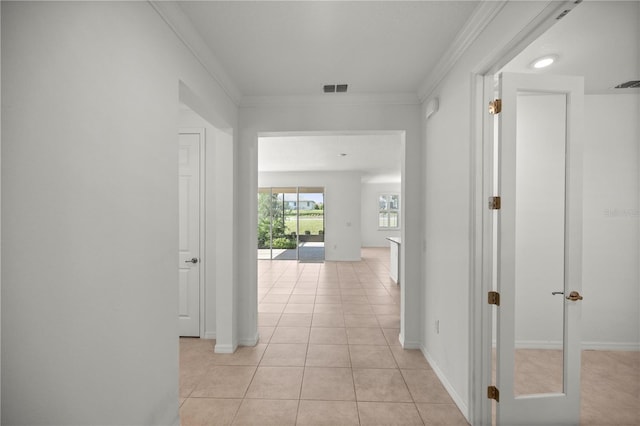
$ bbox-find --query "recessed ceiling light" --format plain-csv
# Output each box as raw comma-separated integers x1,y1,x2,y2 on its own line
531,55,558,69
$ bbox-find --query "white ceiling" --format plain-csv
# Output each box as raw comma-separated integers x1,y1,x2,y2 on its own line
503,1,639,94
258,133,402,183
178,1,638,182
178,1,478,97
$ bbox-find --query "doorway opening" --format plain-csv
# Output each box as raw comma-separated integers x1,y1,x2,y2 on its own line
178,128,205,337
472,2,639,424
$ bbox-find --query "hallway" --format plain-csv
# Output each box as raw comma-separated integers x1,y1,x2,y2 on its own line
179,248,468,425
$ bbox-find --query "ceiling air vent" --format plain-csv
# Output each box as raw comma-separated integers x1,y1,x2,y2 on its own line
323,84,348,93
614,80,640,89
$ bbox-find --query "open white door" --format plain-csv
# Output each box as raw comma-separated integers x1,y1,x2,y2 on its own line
178,131,202,337
494,72,584,425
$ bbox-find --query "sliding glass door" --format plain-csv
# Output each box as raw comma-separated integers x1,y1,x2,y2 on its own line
257,187,324,262
298,187,324,262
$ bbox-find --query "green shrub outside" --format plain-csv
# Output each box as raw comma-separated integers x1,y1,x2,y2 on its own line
272,237,297,249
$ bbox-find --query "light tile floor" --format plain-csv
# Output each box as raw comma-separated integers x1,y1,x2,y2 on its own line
180,248,468,425
180,247,639,425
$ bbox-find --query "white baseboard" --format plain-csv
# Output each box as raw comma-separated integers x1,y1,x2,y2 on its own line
402,340,422,350
493,339,640,351
203,331,216,340
582,341,640,351
238,332,259,347
213,343,237,354
515,340,563,350
398,332,422,349
421,345,470,424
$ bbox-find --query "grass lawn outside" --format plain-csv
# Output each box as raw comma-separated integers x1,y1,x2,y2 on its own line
284,216,324,235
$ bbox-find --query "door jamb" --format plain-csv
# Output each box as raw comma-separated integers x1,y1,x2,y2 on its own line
468,1,583,424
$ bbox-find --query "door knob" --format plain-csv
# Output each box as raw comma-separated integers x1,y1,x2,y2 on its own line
185,257,198,264
566,291,583,301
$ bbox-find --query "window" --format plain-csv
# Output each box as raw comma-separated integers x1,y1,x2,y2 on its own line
378,194,400,229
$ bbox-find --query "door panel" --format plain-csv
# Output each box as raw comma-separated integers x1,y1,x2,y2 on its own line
178,132,201,337
298,187,325,263
495,73,584,424
272,187,298,260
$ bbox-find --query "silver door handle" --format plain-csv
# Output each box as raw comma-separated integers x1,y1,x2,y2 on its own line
185,257,198,264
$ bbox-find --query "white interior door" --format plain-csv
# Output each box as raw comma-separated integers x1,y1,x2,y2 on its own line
494,72,584,424
178,131,202,337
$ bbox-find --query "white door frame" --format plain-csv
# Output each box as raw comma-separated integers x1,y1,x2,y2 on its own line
179,127,207,338
468,1,583,424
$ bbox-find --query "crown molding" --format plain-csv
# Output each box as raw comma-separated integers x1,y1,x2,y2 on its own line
149,1,243,106
417,0,507,102
240,93,421,109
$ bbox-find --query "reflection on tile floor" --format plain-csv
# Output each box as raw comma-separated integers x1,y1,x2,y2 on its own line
179,248,468,425
497,348,639,425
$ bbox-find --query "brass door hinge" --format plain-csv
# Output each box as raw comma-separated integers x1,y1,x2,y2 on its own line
489,99,502,115
488,196,501,210
488,291,500,306
488,386,500,402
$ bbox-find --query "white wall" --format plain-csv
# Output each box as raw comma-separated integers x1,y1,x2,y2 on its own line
420,1,556,418
582,93,639,349
259,171,362,261
361,182,401,247
1,2,237,424
238,103,422,349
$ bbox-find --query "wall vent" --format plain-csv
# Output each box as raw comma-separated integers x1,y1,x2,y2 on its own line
323,84,348,93
614,80,640,89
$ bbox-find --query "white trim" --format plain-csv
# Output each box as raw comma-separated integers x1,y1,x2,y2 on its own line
469,73,494,426
401,340,422,350
515,340,563,350
493,340,640,351
259,130,404,138
238,333,259,347
149,1,242,105
398,330,421,349
213,343,237,354
422,346,471,424
241,93,420,109
471,2,586,424
203,331,217,340
418,1,508,102
473,1,582,76
199,129,207,339
582,342,640,351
